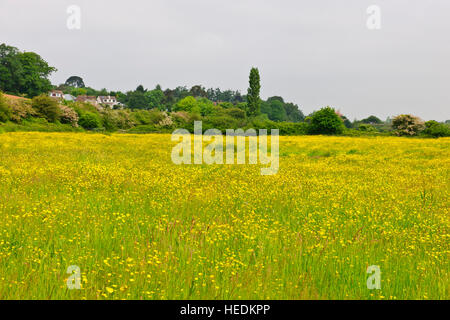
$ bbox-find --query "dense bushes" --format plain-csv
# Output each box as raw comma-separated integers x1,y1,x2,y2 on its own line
392,114,425,136
78,112,102,129
307,107,345,135
31,95,61,122
357,124,377,132
1,92,448,138
0,118,82,133
9,99,35,122
0,92,12,122
59,105,79,127
422,120,450,137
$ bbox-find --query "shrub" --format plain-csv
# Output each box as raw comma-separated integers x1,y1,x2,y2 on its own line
158,111,173,127
197,98,216,116
422,121,450,138
59,105,79,127
127,125,162,134
225,107,246,120
0,92,12,122
276,122,308,135
114,110,135,129
148,109,166,125
9,99,35,122
392,114,424,136
102,109,136,131
0,118,83,133
173,96,198,112
357,124,378,132
131,110,150,125
73,102,100,117
78,112,102,129
307,107,345,135
100,110,119,131
171,111,202,129
31,95,61,122
203,115,239,131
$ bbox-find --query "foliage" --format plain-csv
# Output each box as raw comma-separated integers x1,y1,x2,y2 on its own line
31,95,61,122
65,76,85,88
247,67,261,117
197,98,216,116
307,107,345,135
59,105,79,127
145,86,165,109
0,43,56,97
284,102,304,122
357,123,378,132
224,107,246,120
422,121,450,138
0,118,82,133
206,88,244,104
392,114,425,136
102,109,135,131
189,85,207,98
8,98,35,122
173,96,198,113
0,92,12,122
361,115,382,124
71,88,88,97
78,112,102,129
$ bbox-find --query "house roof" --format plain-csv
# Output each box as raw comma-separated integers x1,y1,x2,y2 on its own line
98,96,117,100
76,95,97,100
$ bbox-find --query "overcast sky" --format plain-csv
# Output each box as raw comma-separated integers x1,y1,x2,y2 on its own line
1,0,449,120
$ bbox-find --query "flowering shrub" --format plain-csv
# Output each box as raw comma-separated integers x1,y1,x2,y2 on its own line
392,114,425,136
59,105,79,127
158,111,173,127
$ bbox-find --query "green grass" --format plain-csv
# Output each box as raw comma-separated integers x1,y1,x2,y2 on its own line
0,132,448,300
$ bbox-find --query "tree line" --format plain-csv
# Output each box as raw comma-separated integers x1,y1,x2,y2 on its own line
0,43,449,137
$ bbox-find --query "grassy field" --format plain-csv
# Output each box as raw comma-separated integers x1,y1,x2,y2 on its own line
0,132,448,300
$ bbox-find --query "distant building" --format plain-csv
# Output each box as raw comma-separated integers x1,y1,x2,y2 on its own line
97,96,119,108
76,95,98,106
49,90,64,99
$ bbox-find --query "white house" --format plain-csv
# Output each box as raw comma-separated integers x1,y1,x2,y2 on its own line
49,90,64,99
97,96,119,108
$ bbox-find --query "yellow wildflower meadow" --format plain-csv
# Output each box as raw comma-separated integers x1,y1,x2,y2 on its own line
0,132,448,299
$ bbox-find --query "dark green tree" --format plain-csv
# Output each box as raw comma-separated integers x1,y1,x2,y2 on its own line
284,102,304,122
189,85,207,98
307,107,345,135
65,76,85,88
145,86,165,109
79,112,102,129
0,44,56,97
0,44,22,95
247,67,261,117
361,115,382,124
136,85,146,93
